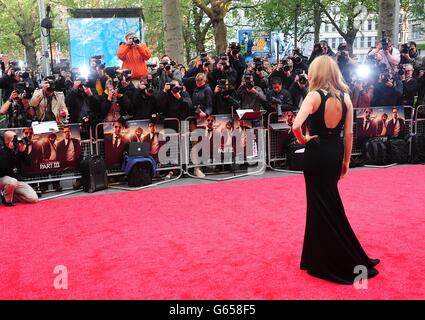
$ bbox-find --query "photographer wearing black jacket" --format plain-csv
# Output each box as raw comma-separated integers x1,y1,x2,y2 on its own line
157,79,194,132
399,64,418,107
209,54,238,91
156,55,183,90
226,42,247,88
266,77,294,124
269,58,295,90
0,130,38,206
236,73,268,111
191,73,214,119
132,76,159,120
372,70,403,106
289,72,308,109
213,79,238,115
65,77,101,138
1,88,34,128
0,63,25,103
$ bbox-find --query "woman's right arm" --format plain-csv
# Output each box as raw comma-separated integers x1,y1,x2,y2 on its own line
342,93,354,176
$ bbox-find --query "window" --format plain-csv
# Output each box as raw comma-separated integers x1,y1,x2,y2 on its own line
412,24,421,40
368,20,372,31
332,38,336,49
354,38,358,49
360,36,365,48
325,24,329,32
367,37,372,47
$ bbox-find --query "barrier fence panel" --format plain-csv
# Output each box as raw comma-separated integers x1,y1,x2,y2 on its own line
182,115,267,181
416,105,425,136
0,124,91,185
95,118,183,190
355,106,414,168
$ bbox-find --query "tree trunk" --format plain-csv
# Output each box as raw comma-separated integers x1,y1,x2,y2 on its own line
313,1,321,44
212,17,227,54
162,0,185,64
377,0,396,41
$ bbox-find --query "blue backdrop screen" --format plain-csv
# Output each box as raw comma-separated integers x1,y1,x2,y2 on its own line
68,18,142,68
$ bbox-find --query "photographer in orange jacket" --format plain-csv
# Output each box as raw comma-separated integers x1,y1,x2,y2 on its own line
117,31,151,84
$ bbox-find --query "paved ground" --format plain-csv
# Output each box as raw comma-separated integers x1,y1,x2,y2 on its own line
37,164,409,201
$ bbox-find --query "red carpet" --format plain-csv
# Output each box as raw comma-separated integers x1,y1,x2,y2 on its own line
1,165,424,300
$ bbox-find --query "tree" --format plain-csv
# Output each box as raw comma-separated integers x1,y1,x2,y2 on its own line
192,0,232,54
377,0,396,42
163,0,186,64
0,0,39,69
321,0,378,55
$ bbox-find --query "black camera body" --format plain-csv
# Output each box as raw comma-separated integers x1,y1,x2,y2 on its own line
217,79,227,91
166,83,183,94
243,75,255,90
280,59,291,72
45,78,56,92
381,31,389,51
253,57,264,72
229,42,241,56
12,135,29,148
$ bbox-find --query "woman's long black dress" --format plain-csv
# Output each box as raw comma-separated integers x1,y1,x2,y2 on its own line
300,89,379,284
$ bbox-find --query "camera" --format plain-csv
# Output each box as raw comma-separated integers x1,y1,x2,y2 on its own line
295,69,308,85
280,59,291,72
200,52,208,59
228,42,241,56
12,135,29,147
381,31,389,51
398,64,406,76
130,37,140,45
292,48,303,65
44,78,56,92
243,75,254,90
253,57,263,72
313,43,323,55
217,79,227,90
13,82,29,98
166,83,183,94
400,43,409,54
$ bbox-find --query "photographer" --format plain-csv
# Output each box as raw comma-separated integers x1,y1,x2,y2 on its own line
131,76,159,120
236,73,267,111
117,30,151,82
417,68,425,107
100,79,132,122
266,77,294,123
336,43,354,84
209,54,237,91
289,71,309,109
55,69,73,96
289,48,308,73
0,130,38,206
94,64,112,95
156,55,183,90
191,73,214,119
183,53,212,96
30,77,68,125
269,58,295,90
400,42,422,72
250,57,269,93
157,79,193,131
65,77,101,137
0,63,24,103
367,37,400,72
226,43,247,87
0,88,34,128
213,79,238,115
399,64,418,107
372,70,403,106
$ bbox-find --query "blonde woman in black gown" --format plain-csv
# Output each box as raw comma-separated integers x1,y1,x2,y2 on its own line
292,56,380,284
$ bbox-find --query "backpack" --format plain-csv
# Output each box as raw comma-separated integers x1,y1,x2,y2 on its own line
408,134,425,164
127,162,153,187
386,138,408,164
365,138,390,165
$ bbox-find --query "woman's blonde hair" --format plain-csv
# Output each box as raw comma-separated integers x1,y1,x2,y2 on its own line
307,55,350,100
195,72,207,82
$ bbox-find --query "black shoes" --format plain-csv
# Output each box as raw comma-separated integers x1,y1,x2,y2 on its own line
1,195,15,207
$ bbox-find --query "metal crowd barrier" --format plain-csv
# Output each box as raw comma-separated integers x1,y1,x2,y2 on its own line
181,115,267,181
416,105,425,135
95,118,183,191
356,106,414,168
0,124,91,185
